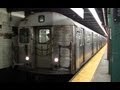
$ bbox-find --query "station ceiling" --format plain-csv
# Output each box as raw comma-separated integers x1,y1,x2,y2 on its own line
7,8,108,36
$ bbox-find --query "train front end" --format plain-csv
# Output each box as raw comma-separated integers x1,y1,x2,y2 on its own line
16,12,75,75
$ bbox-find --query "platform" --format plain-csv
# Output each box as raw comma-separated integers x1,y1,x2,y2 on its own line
69,44,109,82
92,46,110,82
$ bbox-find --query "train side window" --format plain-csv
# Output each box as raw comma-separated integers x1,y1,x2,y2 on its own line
87,33,90,43
80,28,84,46
79,30,82,46
39,29,50,43
19,28,29,43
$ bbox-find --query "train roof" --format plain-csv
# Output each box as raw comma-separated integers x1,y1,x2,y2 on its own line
19,12,105,37
19,12,75,26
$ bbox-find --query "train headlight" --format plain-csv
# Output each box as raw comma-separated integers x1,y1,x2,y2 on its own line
54,58,59,63
25,56,29,61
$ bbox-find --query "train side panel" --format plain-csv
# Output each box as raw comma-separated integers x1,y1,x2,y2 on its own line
52,25,73,70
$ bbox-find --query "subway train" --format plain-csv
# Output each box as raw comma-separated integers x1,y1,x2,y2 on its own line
12,12,106,75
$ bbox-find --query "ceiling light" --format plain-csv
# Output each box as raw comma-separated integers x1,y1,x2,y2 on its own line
70,8,84,19
88,8,108,36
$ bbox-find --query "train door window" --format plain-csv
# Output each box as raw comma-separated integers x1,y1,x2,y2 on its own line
39,29,50,43
79,30,82,46
19,28,29,43
94,34,96,43
80,28,84,46
95,34,97,41
87,32,90,43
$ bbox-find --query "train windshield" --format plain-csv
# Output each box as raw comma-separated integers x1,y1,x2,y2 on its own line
39,29,50,43
19,28,29,43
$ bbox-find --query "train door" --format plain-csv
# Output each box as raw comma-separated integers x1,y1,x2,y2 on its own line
93,33,96,54
97,34,99,50
12,27,18,63
34,27,52,68
83,28,85,62
98,34,100,49
100,36,101,48
75,27,84,70
96,34,98,51
84,30,92,61
92,32,94,55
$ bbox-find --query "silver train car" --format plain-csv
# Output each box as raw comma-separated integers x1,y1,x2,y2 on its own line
12,12,106,75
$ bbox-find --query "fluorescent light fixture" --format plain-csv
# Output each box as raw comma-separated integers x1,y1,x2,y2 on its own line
102,8,107,26
88,8,108,36
70,8,84,19
11,11,25,18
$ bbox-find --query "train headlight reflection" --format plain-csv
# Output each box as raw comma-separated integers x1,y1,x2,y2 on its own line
25,56,29,61
54,58,59,63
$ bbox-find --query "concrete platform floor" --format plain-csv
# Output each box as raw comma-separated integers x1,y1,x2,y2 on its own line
92,46,111,82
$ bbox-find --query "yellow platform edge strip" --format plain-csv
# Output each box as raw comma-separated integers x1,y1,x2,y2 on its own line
69,44,107,82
